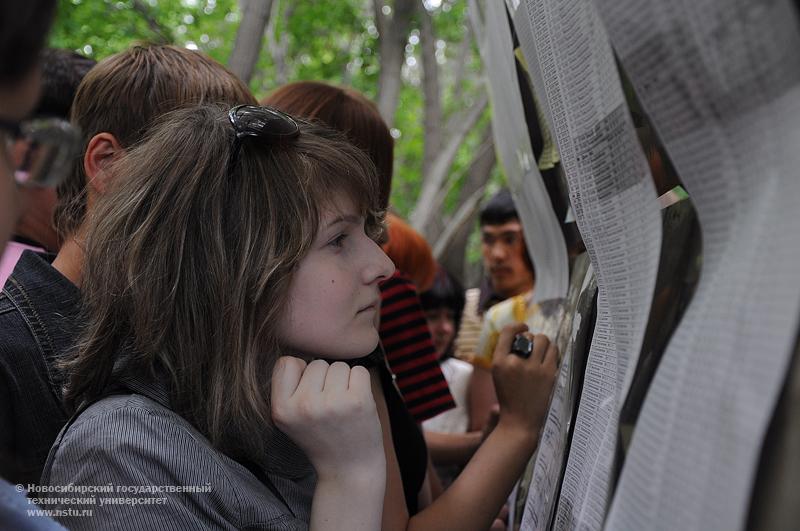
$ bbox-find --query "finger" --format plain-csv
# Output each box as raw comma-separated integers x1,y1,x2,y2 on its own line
493,323,529,365
296,359,330,394
530,334,551,364
348,364,372,394
271,356,306,403
323,361,351,393
543,341,559,369
497,503,509,520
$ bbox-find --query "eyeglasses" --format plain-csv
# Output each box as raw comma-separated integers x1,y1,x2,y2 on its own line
228,104,300,141
0,117,81,188
227,105,300,167
226,105,300,173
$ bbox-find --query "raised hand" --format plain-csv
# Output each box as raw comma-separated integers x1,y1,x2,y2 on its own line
491,323,558,437
270,357,385,477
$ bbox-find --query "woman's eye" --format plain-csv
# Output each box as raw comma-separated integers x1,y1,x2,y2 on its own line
329,233,347,248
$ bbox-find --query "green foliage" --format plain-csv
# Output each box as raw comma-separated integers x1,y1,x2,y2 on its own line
50,0,239,63
49,0,496,242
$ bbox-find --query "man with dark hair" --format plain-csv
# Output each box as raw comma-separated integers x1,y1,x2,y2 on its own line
454,188,538,430
0,43,256,488
0,50,96,285
36,49,97,119
477,188,535,309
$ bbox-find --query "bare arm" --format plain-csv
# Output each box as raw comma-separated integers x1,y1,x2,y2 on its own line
381,325,558,531
425,454,443,502
311,470,385,531
423,430,483,466
272,358,386,531
468,365,498,432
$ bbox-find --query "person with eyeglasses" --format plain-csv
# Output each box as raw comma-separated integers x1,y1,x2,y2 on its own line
0,49,94,287
0,1,76,530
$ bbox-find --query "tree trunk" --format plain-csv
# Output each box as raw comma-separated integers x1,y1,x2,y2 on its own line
409,93,488,235
435,125,495,285
375,0,415,127
266,0,294,86
420,6,442,179
449,23,472,105
228,0,274,84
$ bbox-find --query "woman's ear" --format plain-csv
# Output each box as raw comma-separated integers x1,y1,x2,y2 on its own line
84,132,123,196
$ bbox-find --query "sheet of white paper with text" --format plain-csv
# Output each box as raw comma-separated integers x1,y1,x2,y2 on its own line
522,261,597,531
511,0,662,528
598,1,800,529
473,0,569,303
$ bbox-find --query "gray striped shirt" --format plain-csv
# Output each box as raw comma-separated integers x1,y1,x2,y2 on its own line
40,375,315,530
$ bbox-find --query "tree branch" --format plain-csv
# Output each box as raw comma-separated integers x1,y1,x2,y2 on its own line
419,4,443,179
433,185,485,260
449,22,472,105
433,125,496,282
266,0,294,85
410,92,488,234
130,0,173,44
429,124,493,222
376,0,415,126
467,0,485,49
228,0,274,84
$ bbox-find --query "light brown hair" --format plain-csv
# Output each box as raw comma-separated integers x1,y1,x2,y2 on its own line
55,44,257,239
263,81,394,210
64,104,385,462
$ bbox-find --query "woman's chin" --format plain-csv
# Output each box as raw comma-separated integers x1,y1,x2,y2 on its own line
311,338,380,361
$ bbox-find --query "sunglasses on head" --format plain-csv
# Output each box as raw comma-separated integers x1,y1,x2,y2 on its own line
228,104,300,141
226,105,301,173
0,117,81,188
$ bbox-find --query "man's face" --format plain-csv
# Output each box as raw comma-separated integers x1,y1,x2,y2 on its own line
0,67,42,252
481,219,534,298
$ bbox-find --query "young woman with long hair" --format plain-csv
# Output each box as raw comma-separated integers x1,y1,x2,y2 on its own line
43,103,393,530
264,82,559,531
43,102,558,531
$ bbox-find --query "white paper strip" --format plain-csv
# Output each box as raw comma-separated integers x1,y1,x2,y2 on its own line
474,0,569,303
511,0,662,528
522,262,597,531
599,1,800,530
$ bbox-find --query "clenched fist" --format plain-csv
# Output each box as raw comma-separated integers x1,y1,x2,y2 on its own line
491,323,558,437
271,357,385,479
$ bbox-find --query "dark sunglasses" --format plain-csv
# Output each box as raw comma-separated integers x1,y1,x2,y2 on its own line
0,117,81,188
227,105,300,165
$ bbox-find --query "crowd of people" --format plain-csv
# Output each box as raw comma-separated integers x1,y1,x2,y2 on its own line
0,1,560,530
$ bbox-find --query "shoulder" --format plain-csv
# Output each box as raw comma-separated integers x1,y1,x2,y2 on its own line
46,395,236,496
485,291,532,327
0,257,78,392
0,285,32,339
44,395,298,530
0,297,39,374
0,275,67,413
